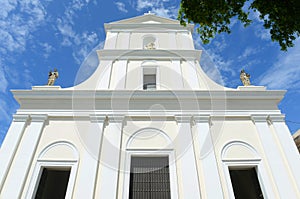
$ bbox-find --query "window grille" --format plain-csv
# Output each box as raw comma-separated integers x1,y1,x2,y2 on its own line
129,157,171,199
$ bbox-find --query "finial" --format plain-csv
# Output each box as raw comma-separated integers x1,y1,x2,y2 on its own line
47,68,59,86
240,69,251,86
144,11,154,15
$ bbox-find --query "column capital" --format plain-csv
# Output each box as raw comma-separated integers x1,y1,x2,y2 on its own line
90,114,107,123
175,115,192,123
107,115,124,123
268,114,285,123
193,115,210,123
251,115,268,123
13,114,30,122
30,114,48,122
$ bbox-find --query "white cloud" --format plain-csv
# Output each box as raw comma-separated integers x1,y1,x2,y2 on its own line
114,2,128,13
41,43,55,58
0,0,48,55
0,0,17,18
134,0,177,19
55,1,99,64
238,47,259,60
258,39,300,89
0,65,8,93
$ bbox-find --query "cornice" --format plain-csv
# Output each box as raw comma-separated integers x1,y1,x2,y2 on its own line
96,49,202,61
104,23,194,33
11,90,286,100
11,90,286,112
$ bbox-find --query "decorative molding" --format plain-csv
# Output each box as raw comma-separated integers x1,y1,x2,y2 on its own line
175,115,192,123
97,49,202,61
237,86,266,91
30,114,48,122
268,114,285,123
193,115,210,123
221,140,260,161
126,127,173,149
107,115,124,123
251,115,268,123
12,114,29,122
32,86,61,90
89,114,107,123
38,141,79,161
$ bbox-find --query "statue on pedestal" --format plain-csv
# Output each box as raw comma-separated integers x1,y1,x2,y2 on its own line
240,69,251,86
47,68,59,86
145,42,156,50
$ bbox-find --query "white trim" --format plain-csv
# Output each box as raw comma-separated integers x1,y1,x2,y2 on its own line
221,141,275,199
126,127,173,149
222,160,273,199
122,149,178,199
26,160,78,199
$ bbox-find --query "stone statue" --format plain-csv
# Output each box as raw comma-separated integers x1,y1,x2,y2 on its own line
240,69,251,86
145,42,156,50
47,68,59,86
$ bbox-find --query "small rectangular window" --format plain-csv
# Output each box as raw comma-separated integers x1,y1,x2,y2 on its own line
35,168,70,199
143,74,156,90
129,156,171,199
229,167,264,199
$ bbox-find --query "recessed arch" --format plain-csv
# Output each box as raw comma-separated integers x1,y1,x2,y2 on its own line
38,141,79,161
127,127,173,149
221,140,260,161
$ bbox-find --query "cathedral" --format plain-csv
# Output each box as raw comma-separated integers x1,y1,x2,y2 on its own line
0,13,300,199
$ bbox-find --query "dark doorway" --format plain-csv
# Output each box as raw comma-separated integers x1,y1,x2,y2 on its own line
229,167,264,199
35,168,71,199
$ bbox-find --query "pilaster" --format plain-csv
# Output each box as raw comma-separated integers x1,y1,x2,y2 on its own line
193,115,223,198
251,115,298,198
1,114,48,198
74,115,106,199
97,115,124,199
0,114,29,191
268,114,300,194
175,115,201,199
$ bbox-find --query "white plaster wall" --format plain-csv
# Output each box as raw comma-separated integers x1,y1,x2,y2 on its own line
126,60,143,89
176,32,194,49
210,119,280,198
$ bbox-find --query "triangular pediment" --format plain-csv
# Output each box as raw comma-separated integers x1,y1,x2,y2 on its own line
110,13,180,25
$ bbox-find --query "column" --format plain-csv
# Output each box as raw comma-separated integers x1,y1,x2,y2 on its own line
97,115,123,199
175,115,201,199
0,114,29,191
1,114,48,198
73,115,106,198
269,115,300,193
194,115,223,198
251,115,297,199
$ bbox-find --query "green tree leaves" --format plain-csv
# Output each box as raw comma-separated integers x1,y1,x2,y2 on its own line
178,0,300,50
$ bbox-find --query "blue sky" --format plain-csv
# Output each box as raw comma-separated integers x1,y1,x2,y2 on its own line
1,0,300,145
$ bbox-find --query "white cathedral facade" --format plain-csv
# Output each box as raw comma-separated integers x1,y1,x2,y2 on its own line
1,13,300,199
